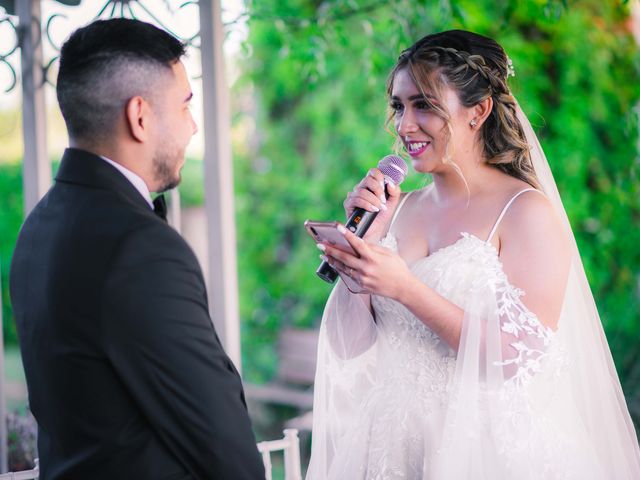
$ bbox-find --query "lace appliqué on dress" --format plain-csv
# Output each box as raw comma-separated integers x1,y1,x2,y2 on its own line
384,231,556,389
463,231,556,388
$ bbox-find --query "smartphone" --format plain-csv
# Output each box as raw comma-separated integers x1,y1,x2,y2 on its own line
304,220,365,293
304,220,355,254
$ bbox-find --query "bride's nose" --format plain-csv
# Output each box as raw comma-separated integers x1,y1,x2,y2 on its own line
396,110,418,136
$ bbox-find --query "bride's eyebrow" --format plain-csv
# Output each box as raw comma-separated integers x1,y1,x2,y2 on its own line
390,94,437,102
411,94,438,103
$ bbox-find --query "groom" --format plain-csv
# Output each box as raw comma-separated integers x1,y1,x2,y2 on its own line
9,18,264,479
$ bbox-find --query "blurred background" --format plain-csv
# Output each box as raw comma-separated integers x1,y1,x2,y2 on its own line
1,0,639,475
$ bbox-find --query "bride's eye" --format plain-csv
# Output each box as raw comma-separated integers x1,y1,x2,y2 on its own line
415,100,432,111
390,101,404,114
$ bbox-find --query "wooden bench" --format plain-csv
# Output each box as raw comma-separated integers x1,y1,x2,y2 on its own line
244,328,319,430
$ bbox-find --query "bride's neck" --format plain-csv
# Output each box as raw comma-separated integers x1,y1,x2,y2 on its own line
430,161,498,206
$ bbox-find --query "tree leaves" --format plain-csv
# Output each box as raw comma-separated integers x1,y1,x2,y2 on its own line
233,1,639,387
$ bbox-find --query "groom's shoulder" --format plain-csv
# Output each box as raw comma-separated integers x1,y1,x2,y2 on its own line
111,209,199,271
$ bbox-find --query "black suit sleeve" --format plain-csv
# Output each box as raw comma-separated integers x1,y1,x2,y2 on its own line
101,224,264,480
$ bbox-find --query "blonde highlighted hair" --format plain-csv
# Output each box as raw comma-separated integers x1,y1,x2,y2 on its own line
386,30,540,189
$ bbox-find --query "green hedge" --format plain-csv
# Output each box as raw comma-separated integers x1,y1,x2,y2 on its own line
0,162,23,345
236,0,640,420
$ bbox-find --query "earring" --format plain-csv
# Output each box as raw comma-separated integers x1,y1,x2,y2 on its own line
470,119,478,128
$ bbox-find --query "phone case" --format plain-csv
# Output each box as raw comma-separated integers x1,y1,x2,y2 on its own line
304,220,366,294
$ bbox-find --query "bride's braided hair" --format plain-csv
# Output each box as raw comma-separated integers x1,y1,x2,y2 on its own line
387,30,540,188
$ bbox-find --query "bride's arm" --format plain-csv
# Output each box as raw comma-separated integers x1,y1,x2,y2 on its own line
323,192,571,353
496,191,571,331
319,169,404,358
323,232,466,349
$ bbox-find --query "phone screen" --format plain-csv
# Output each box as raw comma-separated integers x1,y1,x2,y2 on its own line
304,220,355,254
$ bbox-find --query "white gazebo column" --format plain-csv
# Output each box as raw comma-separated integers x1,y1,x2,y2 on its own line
17,0,50,216
169,188,182,233
199,0,241,371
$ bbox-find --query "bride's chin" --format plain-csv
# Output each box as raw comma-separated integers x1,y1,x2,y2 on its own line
411,157,439,174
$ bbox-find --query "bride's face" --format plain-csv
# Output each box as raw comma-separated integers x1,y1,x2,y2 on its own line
390,67,474,174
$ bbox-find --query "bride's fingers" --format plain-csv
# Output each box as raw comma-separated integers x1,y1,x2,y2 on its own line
344,191,382,214
337,225,370,259
320,254,353,277
320,243,361,271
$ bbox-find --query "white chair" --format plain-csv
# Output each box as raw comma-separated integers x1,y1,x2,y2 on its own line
0,459,39,479
257,429,302,480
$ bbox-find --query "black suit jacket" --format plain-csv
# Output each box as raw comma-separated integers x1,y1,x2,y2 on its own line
9,148,265,480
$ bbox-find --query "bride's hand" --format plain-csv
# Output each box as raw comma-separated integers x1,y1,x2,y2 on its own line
344,168,401,242
319,224,412,300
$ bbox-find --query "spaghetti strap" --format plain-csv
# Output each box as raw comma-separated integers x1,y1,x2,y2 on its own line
486,188,540,243
388,190,414,234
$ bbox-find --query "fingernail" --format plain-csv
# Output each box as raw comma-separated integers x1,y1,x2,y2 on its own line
371,205,380,212
380,194,386,204
319,255,328,261
316,243,326,251
379,180,385,190
337,224,347,234
380,203,388,211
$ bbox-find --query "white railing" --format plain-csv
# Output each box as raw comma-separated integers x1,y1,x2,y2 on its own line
0,459,39,479
257,429,302,480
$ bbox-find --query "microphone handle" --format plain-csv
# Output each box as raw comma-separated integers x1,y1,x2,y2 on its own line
345,207,380,236
316,207,380,284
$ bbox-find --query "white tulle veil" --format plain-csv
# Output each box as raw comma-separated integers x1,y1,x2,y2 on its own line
305,101,640,479
502,103,640,476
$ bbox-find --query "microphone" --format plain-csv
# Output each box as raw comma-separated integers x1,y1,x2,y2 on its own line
316,154,408,284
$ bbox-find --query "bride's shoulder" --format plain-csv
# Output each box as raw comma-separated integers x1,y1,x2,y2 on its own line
504,184,553,223
498,183,569,253
489,175,549,218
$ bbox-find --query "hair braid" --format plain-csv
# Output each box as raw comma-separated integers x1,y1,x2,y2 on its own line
387,30,540,189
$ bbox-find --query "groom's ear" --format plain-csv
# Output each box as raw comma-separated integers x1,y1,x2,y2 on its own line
125,96,152,143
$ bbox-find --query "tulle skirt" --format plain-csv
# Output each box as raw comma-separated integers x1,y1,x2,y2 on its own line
324,363,605,480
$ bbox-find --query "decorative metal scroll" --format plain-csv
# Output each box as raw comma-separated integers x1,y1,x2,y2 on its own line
0,12,20,92
0,0,203,92
92,0,200,47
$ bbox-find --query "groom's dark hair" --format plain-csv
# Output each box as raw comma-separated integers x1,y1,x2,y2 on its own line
57,18,186,144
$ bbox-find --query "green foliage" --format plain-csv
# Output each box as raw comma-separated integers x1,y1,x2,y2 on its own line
237,0,640,403
178,158,205,207
0,162,23,345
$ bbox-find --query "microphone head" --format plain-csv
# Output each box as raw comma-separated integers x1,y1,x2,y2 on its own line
378,155,408,186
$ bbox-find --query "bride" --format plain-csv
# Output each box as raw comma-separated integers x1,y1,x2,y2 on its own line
306,30,640,479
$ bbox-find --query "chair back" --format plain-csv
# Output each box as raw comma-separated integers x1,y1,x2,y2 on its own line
0,459,39,479
256,429,302,480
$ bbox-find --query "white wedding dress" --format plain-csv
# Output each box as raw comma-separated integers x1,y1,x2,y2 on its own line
311,190,595,479
306,106,640,479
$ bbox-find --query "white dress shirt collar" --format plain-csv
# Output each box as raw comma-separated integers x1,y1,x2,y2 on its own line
99,156,153,209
